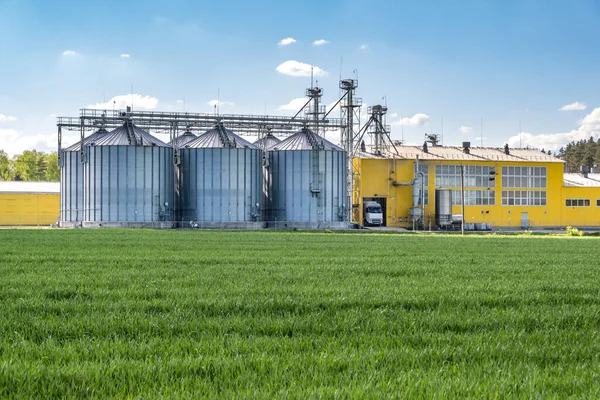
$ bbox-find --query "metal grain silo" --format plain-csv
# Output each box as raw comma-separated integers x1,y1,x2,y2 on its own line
179,123,262,229
59,128,108,226
253,132,281,151
83,121,174,228
169,130,197,148
266,127,347,229
254,132,282,221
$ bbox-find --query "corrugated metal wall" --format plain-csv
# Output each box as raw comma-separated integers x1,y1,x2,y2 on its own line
179,148,262,222
60,151,84,222
267,150,346,223
84,146,174,222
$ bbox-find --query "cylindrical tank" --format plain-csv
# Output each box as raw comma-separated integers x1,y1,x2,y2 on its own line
179,123,262,227
266,127,347,228
83,121,174,226
60,128,109,224
253,133,281,151
435,188,453,227
254,133,282,221
169,130,197,148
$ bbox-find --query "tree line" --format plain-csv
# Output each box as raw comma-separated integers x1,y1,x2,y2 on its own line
0,150,60,182
552,137,600,173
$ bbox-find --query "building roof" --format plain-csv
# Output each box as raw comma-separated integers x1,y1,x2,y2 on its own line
169,131,197,148
0,181,60,194
254,134,281,151
184,124,257,149
358,144,563,163
563,173,600,187
91,122,168,147
271,128,343,151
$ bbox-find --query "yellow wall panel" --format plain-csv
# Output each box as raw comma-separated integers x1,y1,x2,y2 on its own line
0,194,60,226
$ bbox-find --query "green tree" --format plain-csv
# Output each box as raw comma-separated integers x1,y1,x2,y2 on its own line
0,150,14,180
44,152,60,181
13,150,46,181
594,145,600,167
582,136,596,167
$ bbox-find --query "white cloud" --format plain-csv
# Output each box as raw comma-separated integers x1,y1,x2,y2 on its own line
0,128,57,156
276,60,327,77
62,50,76,56
389,112,398,118
0,114,17,122
120,54,130,58
278,37,297,46
559,102,586,111
323,130,341,146
459,125,473,134
392,113,430,127
279,98,308,111
176,99,184,104
359,44,368,50
507,106,600,151
207,100,234,107
88,94,159,110
313,39,329,46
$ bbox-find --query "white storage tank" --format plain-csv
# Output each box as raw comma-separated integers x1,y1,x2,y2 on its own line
435,188,453,228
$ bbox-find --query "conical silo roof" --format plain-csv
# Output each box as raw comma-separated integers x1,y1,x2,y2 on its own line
169,131,197,148
270,127,342,151
92,121,168,147
254,134,281,150
63,128,109,151
184,124,257,149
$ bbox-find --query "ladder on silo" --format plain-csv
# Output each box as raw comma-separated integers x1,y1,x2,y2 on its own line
125,120,142,145
216,123,235,148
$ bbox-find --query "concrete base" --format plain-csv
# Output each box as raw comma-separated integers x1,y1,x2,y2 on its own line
182,221,265,230
59,220,350,230
59,221,83,228
265,221,350,230
60,221,175,229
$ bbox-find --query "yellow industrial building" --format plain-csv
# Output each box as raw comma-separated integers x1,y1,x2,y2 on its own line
0,182,60,226
353,143,600,229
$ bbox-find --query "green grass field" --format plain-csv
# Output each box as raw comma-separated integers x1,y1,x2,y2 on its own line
0,230,599,398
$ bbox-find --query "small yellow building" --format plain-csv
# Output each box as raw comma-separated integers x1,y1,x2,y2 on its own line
353,144,600,229
0,182,60,226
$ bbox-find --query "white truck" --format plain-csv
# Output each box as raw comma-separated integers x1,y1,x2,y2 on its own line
363,201,384,226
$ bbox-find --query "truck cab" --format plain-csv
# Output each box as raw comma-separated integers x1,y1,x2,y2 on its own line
363,201,383,226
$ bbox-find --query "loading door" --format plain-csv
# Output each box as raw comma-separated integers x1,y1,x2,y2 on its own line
363,197,387,227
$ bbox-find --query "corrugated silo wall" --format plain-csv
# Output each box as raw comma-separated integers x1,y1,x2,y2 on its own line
60,150,84,222
83,146,174,222
267,150,346,224
179,147,262,223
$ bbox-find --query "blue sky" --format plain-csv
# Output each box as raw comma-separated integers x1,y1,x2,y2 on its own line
1,0,600,155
